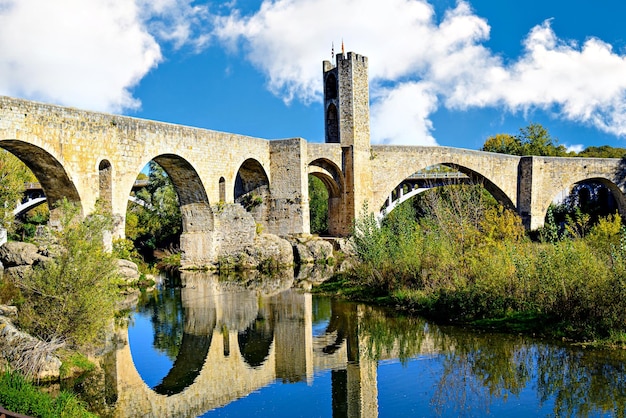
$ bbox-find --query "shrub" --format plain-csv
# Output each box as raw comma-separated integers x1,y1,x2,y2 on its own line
13,200,119,347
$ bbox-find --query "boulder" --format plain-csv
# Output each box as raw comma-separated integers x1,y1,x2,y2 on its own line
237,234,294,270
116,259,140,282
0,241,49,267
287,236,334,264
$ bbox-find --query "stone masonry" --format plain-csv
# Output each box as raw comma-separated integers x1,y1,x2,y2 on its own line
1,52,625,267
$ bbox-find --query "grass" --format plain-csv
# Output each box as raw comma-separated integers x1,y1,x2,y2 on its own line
0,369,95,418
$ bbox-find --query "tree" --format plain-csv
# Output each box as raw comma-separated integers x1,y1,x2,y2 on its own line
481,133,521,155
126,162,182,255
309,176,328,234
517,123,568,156
0,150,36,231
481,123,568,157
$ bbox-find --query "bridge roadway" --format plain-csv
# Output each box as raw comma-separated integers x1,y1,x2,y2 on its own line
109,271,438,417
1,95,624,267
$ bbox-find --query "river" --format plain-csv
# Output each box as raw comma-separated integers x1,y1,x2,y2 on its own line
87,270,626,417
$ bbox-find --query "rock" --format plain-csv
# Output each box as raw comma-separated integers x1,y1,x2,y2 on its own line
4,265,34,280
287,236,334,264
237,234,294,270
0,241,49,267
0,305,17,319
117,259,140,281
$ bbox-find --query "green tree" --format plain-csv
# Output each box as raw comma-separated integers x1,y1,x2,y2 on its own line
577,145,626,158
482,123,568,157
0,150,36,231
517,123,568,156
127,162,182,253
309,175,328,234
14,200,119,346
481,133,521,155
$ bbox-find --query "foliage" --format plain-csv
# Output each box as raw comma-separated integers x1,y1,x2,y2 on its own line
577,145,626,158
13,200,119,347
309,175,329,234
126,161,182,258
346,180,626,341
0,150,37,232
0,369,95,417
482,123,568,156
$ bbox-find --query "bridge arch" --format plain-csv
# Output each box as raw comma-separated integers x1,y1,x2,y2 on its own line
139,154,214,268
234,158,270,226
379,162,515,219
0,140,82,218
309,158,346,236
541,176,626,225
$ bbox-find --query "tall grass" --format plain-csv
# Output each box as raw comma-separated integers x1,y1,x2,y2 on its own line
0,369,95,417
350,185,626,340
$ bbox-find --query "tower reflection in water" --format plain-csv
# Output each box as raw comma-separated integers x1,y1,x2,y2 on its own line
111,270,385,418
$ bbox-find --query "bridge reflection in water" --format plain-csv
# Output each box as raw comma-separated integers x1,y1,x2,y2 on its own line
108,271,435,417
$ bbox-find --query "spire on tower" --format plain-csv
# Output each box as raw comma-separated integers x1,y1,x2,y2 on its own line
341,39,345,55
331,42,334,59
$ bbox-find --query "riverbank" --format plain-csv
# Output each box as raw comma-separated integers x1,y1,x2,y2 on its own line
314,191,626,347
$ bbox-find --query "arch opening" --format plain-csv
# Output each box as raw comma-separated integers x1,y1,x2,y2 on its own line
325,103,339,144
234,158,270,227
126,154,213,267
543,178,626,236
309,159,345,236
0,141,78,237
380,164,515,220
98,159,112,214
219,176,226,203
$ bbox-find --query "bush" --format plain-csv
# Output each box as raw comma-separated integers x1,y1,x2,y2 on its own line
13,200,119,347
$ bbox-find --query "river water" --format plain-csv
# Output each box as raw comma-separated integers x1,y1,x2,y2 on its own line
97,270,626,417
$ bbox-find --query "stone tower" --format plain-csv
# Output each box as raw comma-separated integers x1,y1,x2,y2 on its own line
323,51,373,233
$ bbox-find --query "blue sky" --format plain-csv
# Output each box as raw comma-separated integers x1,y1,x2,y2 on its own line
2,0,626,152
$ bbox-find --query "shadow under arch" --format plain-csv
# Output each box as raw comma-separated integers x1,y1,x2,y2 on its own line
309,158,346,236
234,158,270,226
0,140,82,216
543,177,626,224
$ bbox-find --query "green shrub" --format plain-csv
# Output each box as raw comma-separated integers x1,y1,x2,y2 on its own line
13,200,119,347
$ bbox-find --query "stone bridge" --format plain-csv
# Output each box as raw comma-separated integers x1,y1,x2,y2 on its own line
0,51,624,267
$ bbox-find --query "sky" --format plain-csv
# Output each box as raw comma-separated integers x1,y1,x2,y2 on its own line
2,0,626,152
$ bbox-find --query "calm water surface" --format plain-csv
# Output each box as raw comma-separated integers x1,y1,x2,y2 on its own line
105,270,626,417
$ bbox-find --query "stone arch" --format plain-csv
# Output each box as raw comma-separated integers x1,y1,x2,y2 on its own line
234,158,270,227
309,158,346,236
149,154,214,268
98,159,112,214
541,177,626,225
379,163,515,219
0,140,82,219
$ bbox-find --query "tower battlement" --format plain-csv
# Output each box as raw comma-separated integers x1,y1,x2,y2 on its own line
322,51,370,147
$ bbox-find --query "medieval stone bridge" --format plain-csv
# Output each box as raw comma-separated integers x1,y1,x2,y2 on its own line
0,52,624,267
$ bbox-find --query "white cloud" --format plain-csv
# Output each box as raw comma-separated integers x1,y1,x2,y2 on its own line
565,143,585,154
212,0,626,145
371,82,438,145
0,0,211,113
